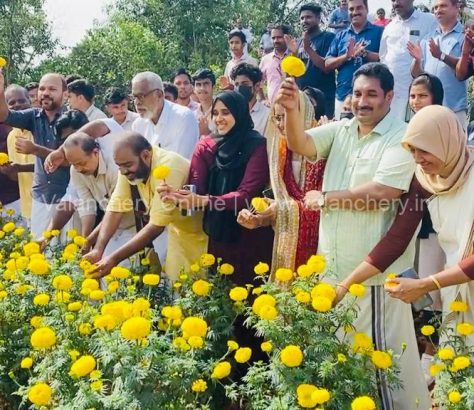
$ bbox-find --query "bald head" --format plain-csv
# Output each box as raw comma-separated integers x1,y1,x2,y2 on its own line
63,131,99,153
113,132,153,182
63,132,100,175
5,84,30,111
113,131,152,157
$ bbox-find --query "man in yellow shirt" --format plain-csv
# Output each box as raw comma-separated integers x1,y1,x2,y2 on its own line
85,131,207,281
1,85,35,222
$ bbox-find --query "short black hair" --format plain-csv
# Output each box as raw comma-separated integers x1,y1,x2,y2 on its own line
303,87,327,121
25,82,39,91
353,63,394,94
65,74,83,85
230,63,263,85
299,3,323,16
376,8,385,14
410,73,444,106
55,109,89,137
68,79,95,102
349,0,368,7
192,68,216,86
104,87,129,105
163,82,178,100
170,68,192,84
272,24,292,36
228,30,247,44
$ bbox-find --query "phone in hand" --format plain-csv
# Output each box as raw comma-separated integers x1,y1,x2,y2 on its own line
397,268,433,312
409,30,420,44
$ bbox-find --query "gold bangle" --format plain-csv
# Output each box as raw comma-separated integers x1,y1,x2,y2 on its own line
429,275,442,290
336,283,349,292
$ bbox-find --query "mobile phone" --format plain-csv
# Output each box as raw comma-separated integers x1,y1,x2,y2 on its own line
262,187,274,200
181,184,196,216
409,30,420,44
397,268,433,312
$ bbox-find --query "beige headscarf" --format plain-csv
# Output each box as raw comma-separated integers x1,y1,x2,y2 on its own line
401,105,474,195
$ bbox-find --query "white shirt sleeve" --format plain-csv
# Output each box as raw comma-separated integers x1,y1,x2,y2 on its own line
174,111,199,160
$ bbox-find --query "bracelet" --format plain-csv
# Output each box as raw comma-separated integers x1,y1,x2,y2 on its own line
429,275,442,290
336,283,349,292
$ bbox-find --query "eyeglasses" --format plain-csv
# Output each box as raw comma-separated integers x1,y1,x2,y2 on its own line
131,88,160,102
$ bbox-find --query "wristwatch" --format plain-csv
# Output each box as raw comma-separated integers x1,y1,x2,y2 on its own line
440,52,446,62
317,192,327,209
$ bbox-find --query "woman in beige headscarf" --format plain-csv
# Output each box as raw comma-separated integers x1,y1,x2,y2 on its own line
336,105,474,341
237,91,326,271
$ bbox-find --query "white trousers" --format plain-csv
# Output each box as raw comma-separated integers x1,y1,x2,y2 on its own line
103,226,137,267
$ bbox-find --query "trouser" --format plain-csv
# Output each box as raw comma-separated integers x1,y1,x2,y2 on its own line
31,199,79,242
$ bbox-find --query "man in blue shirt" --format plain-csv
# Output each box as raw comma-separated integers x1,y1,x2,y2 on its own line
325,0,383,119
328,0,350,33
286,3,336,117
409,0,467,128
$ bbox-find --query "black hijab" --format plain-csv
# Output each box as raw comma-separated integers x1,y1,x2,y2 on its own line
204,91,265,243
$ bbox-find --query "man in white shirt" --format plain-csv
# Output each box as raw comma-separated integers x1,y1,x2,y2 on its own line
223,31,259,79
63,131,136,256
130,71,199,160
67,79,107,121
104,87,138,131
230,63,270,135
192,68,217,136
170,68,200,111
379,0,437,120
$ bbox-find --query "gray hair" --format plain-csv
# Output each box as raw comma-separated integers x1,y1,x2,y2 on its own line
132,71,164,91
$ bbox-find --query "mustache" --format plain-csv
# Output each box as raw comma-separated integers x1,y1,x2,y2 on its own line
356,106,372,110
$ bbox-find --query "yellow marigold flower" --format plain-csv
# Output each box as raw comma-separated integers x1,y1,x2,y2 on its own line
191,379,207,393
14,227,25,236
211,361,231,379
199,253,215,267
261,341,273,352
385,273,398,288
281,55,306,77
28,382,52,406
227,340,239,351
181,316,208,338
352,333,373,354
28,259,50,276
89,290,105,301
30,316,43,328
275,268,293,282
2,222,15,233
280,345,303,367
79,323,92,335
107,280,120,293
190,263,200,272
252,294,276,315
0,57,7,68
0,230,4,239
429,363,446,376
21,357,33,369
254,261,270,275
143,274,160,286
133,297,150,313
94,314,117,331
296,384,317,408
349,284,365,297
69,355,96,378
188,335,204,349
65,313,75,321
192,279,211,296
73,236,87,247
33,293,50,306
110,266,131,279
421,325,435,336
68,349,80,361
229,286,248,302
23,242,40,256
68,301,82,312
54,291,71,303
162,305,183,320
337,353,347,363
312,297,332,313
82,278,99,293
311,283,336,303
90,380,103,392
16,284,33,295
371,350,392,369
140,257,150,266
219,263,234,275
235,347,252,363
258,304,278,320
121,317,151,340
351,396,376,410
251,197,268,213
90,370,102,380
67,228,78,239
152,165,171,180
312,388,331,405
451,356,470,371
101,301,132,322
173,282,182,289
52,274,73,291
296,291,311,304
30,327,56,349
252,287,263,295
173,336,190,352
0,152,9,166
438,347,455,361
457,322,474,336
50,229,60,237
449,300,468,312
448,391,462,404
307,255,326,273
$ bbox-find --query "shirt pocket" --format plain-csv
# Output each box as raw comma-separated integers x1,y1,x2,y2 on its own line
349,157,379,186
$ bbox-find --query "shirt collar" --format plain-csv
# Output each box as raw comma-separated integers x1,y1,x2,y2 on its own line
85,104,95,117
343,111,395,137
435,21,464,35
348,21,373,34
35,106,66,122
155,100,170,126
272,49,289,59
251,101,263,113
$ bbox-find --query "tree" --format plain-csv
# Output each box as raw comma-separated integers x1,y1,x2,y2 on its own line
0,0,56,84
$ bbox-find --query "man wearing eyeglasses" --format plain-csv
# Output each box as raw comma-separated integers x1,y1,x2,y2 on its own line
130,71,199,160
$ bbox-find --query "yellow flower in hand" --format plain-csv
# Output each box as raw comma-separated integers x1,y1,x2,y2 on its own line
152,165,171,180
0,152,8,166
251,197,268,213
281,56,306,77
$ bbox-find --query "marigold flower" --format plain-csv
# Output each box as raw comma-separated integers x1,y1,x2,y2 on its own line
351,396,376,410
89,290,105,301
67,228,78,239
108,280,120,293
281,55,306,77
28,382,52,406
90,380,103,392
252,287,263,295
0,152,10,166
234,347,252,363
30,316,43,329
296,384,317,408
188,336,204,349
190,263,200,272
451,356,470,371
31,327,56,349
73,235,87,247
211,361,231,379
68,301,82,312
162,305,183,320
0,57,7,68
199,253,215,267
280,345,303,367
457,322,474,336
21,357,33,369
307,255,326,273
69,355,96,378
296,291,311,304
254,261,270,275
82,278,100,294
296,264,312,278
438,347,455,361
337,353,347,363
227,340,239,351
181,316,208,338
421,325,435,336
94,314,117,331
448,391,462,403
54,291,71,303
90,370,102,380
275,268,293,282
191,379,207,393
152,165,171,180
349,283,365,297
312,388,331,405
229,286,248,302
28,259,50,276
311,283,336,302
429,363,446,376
312,296,332,312
2,222,15,232
251,197,268,213
173,337,190,352
449,300,468,312
371,350,392,369
258,304,278,320
143,274,160,286
261,341,273,352
192,279,211,296
121,317,151,340
110,266,131,279
252,294,277,316
79,323,92,335
52,274,73,291
352,333,373,354
218,263,234,275
23,242,40,257
132,297,150,313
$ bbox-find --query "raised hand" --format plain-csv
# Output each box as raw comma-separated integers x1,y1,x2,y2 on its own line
284,34,299,55
275,78,299,112
44,149,66,173
428,38,442,60
407,40,422,61
345,37,356,59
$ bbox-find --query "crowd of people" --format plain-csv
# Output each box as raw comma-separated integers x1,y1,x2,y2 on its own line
1,0,474,408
